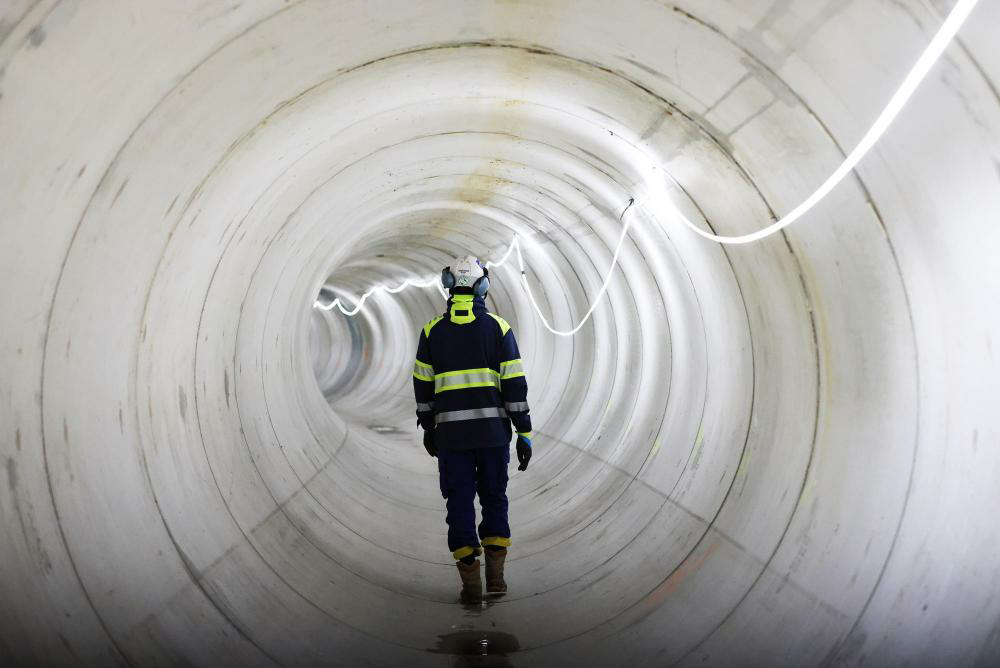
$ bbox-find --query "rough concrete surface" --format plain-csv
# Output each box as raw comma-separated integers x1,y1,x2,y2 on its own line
1,1,999,666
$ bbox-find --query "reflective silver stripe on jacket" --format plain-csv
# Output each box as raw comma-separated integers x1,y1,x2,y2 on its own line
504,401,530,413
413,359,434,381
416,402,434,412
499,359,524,379
434,407,508,425
434,369,500,394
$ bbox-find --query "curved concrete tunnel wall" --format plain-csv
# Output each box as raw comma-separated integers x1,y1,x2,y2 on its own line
2,1,999,665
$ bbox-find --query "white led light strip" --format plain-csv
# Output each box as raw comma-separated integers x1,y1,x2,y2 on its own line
507,198,634,337
314,0,978,333
669,0,980,244
315,274,446,317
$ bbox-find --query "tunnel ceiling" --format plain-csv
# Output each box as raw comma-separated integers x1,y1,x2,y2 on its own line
2,1,999,666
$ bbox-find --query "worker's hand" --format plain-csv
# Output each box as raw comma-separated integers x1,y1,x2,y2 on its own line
423,429,437,458
515,434,532,471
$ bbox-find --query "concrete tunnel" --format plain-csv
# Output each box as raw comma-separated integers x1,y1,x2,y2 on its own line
2,0,999,665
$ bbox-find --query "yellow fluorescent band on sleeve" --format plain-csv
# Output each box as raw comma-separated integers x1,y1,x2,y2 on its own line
499,359,521,367
501,372,525,380
414,359,433,371
412,371,434,381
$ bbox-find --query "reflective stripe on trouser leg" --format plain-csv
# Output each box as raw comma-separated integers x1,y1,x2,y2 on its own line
435,406,507,425
480,536,511,548
452,546,483,560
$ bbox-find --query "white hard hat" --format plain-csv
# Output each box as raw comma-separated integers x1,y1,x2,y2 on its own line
450,255,485,288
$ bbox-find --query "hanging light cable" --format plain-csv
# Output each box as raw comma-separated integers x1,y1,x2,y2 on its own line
664,0,980,245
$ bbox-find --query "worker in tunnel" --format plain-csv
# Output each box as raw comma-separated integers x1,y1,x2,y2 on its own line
412,254,534,603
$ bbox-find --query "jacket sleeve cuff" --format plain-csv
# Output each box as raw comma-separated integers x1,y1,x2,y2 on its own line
416,412,436,431
510,415,532,435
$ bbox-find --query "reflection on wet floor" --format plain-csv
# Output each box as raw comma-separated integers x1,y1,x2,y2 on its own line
432,630,520,667
458,595,502,614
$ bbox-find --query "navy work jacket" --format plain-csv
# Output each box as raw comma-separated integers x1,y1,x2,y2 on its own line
413,294,532,451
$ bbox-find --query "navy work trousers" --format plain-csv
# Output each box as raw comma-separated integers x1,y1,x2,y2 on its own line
437,445,511,559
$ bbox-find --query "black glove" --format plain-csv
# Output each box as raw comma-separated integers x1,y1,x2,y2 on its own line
515,434,532,471
423,429,437,458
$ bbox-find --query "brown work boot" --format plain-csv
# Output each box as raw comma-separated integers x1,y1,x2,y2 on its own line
484,548,508,594
456,559,482,603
